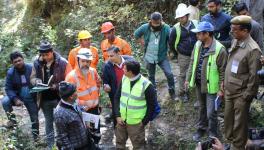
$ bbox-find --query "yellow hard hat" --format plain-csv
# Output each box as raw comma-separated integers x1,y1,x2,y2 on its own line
78,30,92,40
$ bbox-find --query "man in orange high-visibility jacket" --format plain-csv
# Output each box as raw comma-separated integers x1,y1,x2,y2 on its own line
66,48,101,144
68,30,99,69
101,22,132,61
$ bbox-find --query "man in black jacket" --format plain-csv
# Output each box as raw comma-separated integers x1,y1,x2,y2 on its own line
103,46,134,126
114,60,155,149
169,3,198,102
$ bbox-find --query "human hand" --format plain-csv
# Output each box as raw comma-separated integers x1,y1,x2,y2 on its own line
14,98,24,106
212,137,224,150
184,81,189,90
116,117,125,126
103,84,111,93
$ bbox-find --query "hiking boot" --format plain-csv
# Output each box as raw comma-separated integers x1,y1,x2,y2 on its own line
194,101,200,108
169,89,176,100
182,94,189,103
224,143,230,150
193,129,206,142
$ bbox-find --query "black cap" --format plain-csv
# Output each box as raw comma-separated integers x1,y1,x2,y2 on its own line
150,12,162,20
59,81,76,99
39,40,53,53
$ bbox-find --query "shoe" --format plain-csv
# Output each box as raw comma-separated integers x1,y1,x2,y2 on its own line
224,143,230,150
194,101,200,108
169,89,176,100
182,94,189,103
193,129,205,142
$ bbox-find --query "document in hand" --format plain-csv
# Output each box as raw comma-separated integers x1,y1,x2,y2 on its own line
30,75,53,93
82,112,100,129
214,96,221,111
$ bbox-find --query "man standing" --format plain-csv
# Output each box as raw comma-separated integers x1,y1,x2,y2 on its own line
103,46,134,125
54,81,95,150
101,22,132,61
68,30,99,69
169,3,197,102
224,15,262,150
134,12,176,100
188,0,200,20
240,0,264,28
30,40,71,148
66,48,101,144
201,0,232,48
185,21,227,141
233,2,264,52
114,60,155,150
2,51,39,140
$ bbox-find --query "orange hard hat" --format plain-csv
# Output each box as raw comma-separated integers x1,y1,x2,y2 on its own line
101,22,115,33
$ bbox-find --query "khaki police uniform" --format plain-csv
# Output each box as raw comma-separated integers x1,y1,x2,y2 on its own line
224,16,262,150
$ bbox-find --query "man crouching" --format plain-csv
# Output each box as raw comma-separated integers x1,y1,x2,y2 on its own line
54,81,96,150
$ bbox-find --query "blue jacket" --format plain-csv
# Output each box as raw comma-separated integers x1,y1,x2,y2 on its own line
169,21,197,56
102,55,134,102
5,63,32,101
201,11,232,46
134,22,170,62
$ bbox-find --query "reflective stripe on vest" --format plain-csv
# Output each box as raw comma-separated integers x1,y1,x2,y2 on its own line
174,20,198,50
189,40,223,94
120,75,151,125
72,69,99,109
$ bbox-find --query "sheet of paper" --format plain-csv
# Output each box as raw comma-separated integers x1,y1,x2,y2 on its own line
82,112,100,129
231,60,239,74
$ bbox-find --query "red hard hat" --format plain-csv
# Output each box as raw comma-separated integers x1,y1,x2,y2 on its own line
101,22,115,33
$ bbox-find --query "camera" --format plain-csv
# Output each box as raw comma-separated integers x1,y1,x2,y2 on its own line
200,137,215,150
248,128,264,140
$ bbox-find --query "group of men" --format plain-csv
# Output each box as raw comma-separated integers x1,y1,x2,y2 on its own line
1,0,264,150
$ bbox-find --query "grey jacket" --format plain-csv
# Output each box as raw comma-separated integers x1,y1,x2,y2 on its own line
241,0,264,27
251,19,263,52
186,38,228,93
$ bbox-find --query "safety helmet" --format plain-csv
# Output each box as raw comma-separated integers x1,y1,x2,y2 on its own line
77,48,93,60
39,40,53,53
101,22,115,33
191,21,214,33
175,3,190,19
78,30,92,40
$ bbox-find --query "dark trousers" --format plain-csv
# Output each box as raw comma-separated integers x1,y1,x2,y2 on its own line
196,84,218,137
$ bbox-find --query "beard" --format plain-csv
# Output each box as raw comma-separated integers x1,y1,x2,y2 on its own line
152,25,162,31
81,67,89,75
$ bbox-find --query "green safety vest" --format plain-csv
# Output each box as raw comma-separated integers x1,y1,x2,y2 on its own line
189,40,223,94
120,75,151,125
174,20,198,50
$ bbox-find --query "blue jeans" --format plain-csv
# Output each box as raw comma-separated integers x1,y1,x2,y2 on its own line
1,86,39,139
145,58,175,90
40,99,58,148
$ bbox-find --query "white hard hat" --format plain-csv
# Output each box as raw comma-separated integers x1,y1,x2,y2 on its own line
77,48,93,60
175,3,190,19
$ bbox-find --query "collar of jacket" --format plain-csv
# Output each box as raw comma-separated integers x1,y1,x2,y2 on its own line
229,36,251,53
59,100,76,112
202,38,218,57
